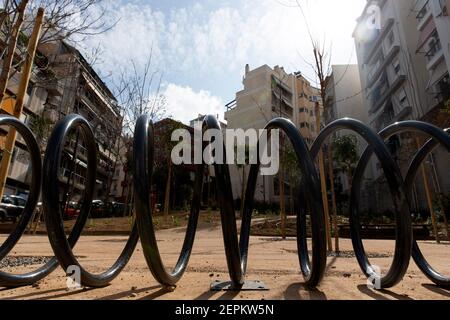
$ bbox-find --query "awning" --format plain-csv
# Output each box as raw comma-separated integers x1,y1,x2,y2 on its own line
417,18,436,52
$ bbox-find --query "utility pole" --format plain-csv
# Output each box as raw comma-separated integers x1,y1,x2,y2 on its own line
315,102,332,251
0,8,44,200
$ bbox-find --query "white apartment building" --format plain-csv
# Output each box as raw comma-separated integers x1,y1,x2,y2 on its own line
225,64,322,205
354,0,449,212
414,0,450,114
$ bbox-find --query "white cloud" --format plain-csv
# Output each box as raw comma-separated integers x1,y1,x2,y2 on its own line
162,83,225,124
78,0,366,122
82,0,366,79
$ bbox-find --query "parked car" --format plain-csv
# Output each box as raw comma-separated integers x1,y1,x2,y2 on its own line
106,202,127,217
0,195,27,223
63,201,80,220
90,200,106,218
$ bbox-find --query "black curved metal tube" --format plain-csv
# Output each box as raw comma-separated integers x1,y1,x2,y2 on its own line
0,116,60,287
241,118,327,287
1,114,449,291
363,121,450,288
133,115,204,287
311,118,413,288
42,115,139,288
406,130,450,288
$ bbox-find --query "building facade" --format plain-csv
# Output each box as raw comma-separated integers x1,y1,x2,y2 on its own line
38,40,123,201
353,0,450,213
225,64,322,205
0,36,125,202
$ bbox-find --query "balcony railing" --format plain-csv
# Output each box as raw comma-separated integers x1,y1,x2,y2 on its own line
363,19,395,64
59,168,86,190
416,0,432,29
425,40,442,62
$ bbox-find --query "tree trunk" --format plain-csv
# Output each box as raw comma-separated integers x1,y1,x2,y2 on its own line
315,103,332,251
289,175,294,216
328,147,339,253
0,0,29,103
416,139,440,244
279,162,286,240
164,161,172,217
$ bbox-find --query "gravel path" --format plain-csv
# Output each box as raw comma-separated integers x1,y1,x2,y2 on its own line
0,256,51,269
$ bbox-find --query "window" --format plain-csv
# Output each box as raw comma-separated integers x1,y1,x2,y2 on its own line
300,122,310,129
299,107,306,113
15,197,26,207
416,1,430,23
426,32,442,61
398,89,408,107
26,81,34,96
393,59,401,74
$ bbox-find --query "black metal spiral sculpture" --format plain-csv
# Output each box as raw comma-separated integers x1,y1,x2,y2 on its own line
0,113,448,290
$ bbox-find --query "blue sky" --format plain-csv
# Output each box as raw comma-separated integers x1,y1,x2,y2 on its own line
81,0,367,123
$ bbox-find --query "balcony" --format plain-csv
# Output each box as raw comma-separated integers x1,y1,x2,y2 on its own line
367,46,400,88
425,38,444,70
373,105,412,131
43,77,63,97
59,168,86,191
364,19,395,64
416,1,433,31
369,75,406,114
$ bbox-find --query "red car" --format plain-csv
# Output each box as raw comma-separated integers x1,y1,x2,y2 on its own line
64,201,80,220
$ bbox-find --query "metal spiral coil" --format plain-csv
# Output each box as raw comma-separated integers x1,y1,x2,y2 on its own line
0,113,448,290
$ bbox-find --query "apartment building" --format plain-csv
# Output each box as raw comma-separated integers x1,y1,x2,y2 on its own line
0,39,49,197
0,35,124,201
353,0,450,212
38,40,123,201
414,0,450,119
224,64,322,204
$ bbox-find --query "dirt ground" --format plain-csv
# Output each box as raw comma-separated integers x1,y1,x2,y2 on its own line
0,224,449,300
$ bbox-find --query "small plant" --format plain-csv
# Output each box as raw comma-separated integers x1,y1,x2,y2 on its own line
153,217,161,228
206,211,214,224
171,215,180,227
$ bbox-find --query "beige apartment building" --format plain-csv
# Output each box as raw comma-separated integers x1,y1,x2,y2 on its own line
225,64,322,204
353,0,449,213
0,62,48,197
0,36,124,202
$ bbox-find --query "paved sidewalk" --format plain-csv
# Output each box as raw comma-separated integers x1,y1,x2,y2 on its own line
0,226,449,300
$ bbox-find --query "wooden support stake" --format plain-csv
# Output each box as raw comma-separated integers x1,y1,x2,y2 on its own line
0,8,44,199
315,102,332,251
416,138,440,244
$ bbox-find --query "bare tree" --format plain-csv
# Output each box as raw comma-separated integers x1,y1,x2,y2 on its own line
111,52,167,214
290,0,334,251
113,51,167,134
